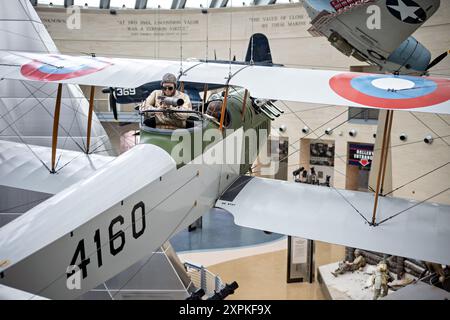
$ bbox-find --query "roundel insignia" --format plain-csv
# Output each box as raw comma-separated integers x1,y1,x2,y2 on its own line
20,55,112,81
386,0,426,24
329,73,450,110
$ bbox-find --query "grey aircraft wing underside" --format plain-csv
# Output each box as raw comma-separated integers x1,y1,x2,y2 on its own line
216,176,450,265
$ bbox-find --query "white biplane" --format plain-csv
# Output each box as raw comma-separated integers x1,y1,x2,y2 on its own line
0,0,449,299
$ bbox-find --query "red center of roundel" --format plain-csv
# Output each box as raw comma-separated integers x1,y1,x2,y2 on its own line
20,56,113,81
359,159,369,167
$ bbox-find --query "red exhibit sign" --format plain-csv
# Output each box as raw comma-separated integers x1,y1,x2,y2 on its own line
348,143,374,168
359,159,370,167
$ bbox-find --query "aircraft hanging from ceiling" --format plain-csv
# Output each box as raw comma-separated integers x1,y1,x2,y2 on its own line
0,0,449,299
304,0,448,75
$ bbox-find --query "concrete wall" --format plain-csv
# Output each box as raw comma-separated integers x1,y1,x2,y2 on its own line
36,3,450,204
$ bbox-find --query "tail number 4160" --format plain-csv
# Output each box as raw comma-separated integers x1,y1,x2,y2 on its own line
67,201,146,280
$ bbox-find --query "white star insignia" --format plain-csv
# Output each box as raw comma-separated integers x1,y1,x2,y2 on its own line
388,0,423,22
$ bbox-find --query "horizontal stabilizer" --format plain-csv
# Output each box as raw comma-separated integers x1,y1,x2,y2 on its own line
216,176,450,265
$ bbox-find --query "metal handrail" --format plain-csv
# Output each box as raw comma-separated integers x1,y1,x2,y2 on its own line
184,261,225,298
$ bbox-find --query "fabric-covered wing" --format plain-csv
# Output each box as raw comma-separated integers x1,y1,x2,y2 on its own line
215,176,450,265
0,140,115,194
0,51,449,114
0,51,183,88
0,284,48,300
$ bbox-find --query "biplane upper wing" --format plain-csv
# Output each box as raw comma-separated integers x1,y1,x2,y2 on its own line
0,51,449,114
216,176,450,265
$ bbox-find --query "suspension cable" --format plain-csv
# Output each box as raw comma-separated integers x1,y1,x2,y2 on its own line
435,113,450,126
410,112,450,147
383,161,450,196
376,188,450,226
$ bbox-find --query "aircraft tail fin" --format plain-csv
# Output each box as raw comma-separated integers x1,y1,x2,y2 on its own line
245,33,273,65
0,0,57,52
0,0,111,155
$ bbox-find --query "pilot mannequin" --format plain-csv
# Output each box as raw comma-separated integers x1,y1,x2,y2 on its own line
140,73,192,129
205,100,223,122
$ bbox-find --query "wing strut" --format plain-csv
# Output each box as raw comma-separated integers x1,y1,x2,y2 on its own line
219,64,251,130
371,110,394,225
219,86,229,131
241,89,248,120
86,86,95,154
51,83,63,173
201,83,208,114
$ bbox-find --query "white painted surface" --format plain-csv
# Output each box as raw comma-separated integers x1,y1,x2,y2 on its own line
216,177,450,265
319,262,389,300
0,129,244,299
371,78,415,91
0,284,48,300
0,140,115,194
1,51,449,114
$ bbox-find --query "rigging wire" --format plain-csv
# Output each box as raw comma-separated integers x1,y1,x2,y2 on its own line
111,201,199,299
376,188,450,226
205,0,209,62
52,84,86,168
179,7,184,77
20,82,85,153
21,80,106,127
382,161,450,197
332,187,371,224
435,113,450,126
1,115,51,172
410,112,450,147
228,0,233,79
0,81,49,123
277,101,351,168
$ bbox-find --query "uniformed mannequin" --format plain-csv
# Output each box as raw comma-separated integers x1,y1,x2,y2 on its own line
140,73,192,129
371,260,390,299
331,249,366,277
424,261,446,284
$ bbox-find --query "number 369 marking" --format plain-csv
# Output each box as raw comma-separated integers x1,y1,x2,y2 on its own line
116,88,136,96
67,201,146,280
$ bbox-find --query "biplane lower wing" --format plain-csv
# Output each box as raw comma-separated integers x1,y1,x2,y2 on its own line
0,284,48,300
216,176,450,265
0,51,449,114
0,140,115,195
0,129,243,299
